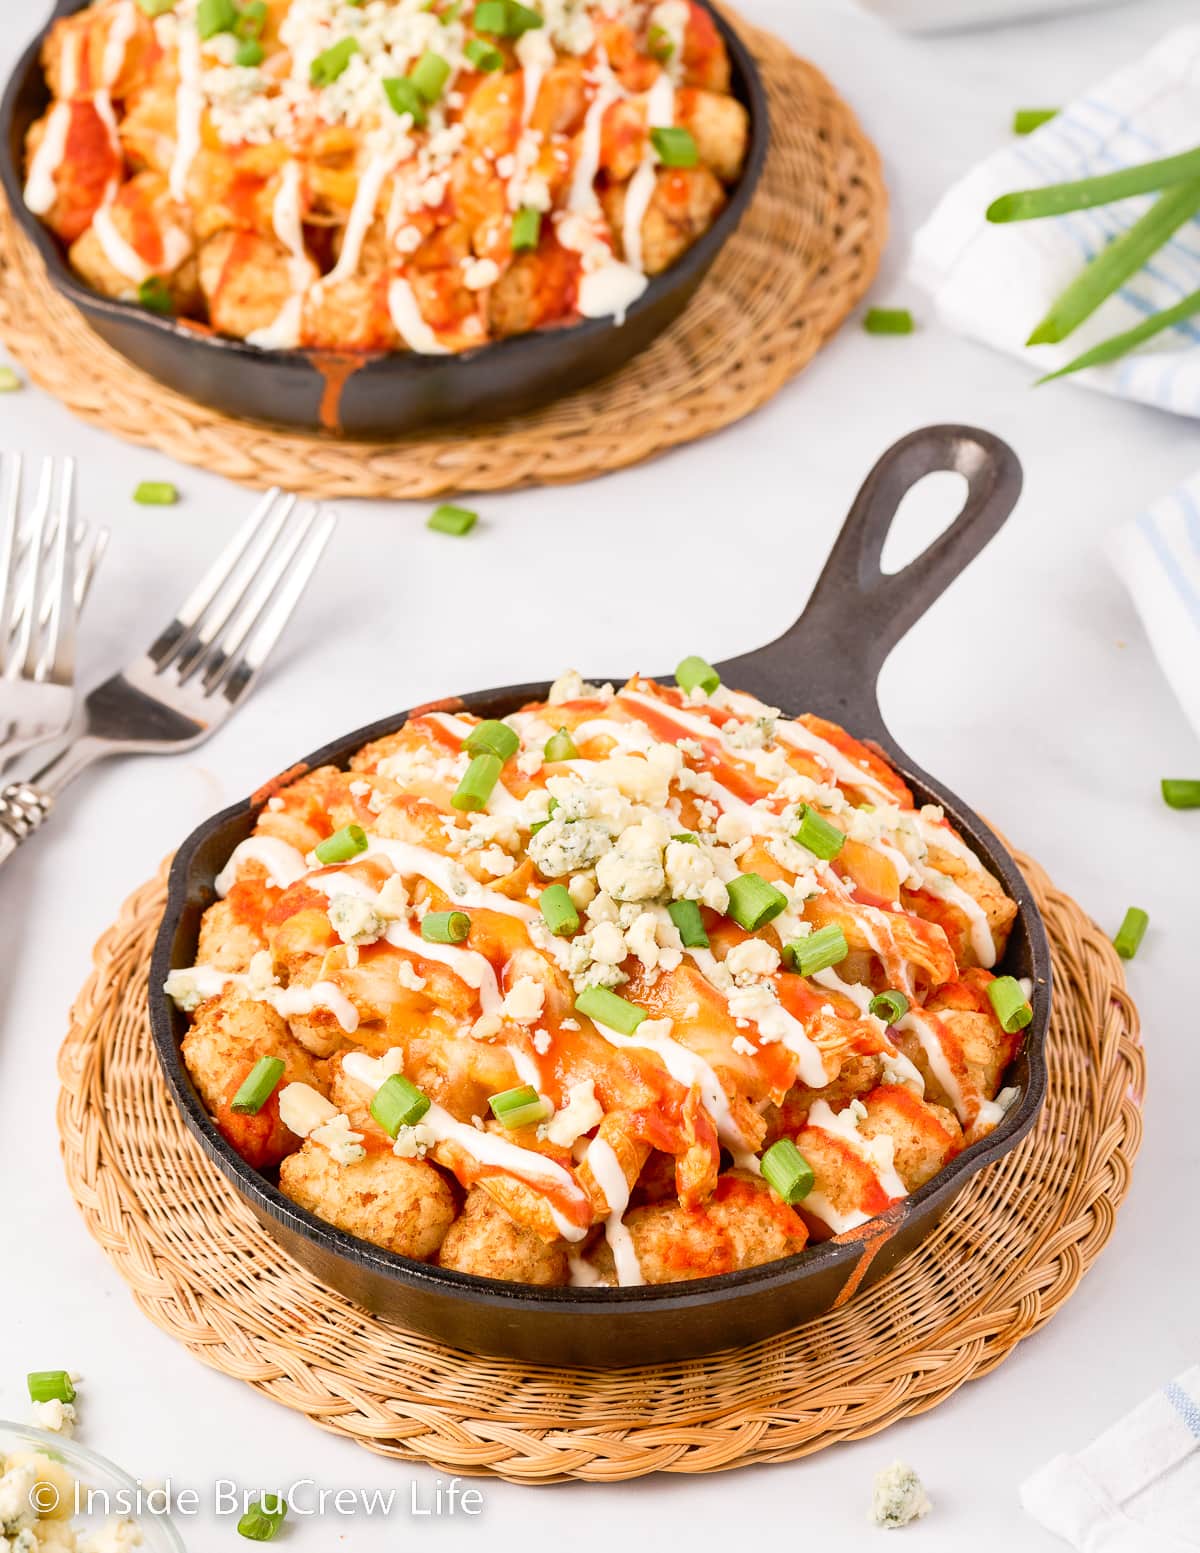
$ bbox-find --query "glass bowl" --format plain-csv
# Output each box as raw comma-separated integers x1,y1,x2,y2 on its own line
0,1423,186,1551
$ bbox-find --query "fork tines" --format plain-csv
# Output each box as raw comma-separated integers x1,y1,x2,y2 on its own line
149,488,337,704
0,454,94,689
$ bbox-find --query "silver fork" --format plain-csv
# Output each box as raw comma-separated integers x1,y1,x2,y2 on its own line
0,456,109,772
0,488,336,867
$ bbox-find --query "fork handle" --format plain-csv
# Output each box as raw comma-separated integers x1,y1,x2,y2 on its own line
0,782,55,865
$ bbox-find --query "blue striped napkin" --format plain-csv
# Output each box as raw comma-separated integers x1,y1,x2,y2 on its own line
1108,474,1200,740
911,27,1200,412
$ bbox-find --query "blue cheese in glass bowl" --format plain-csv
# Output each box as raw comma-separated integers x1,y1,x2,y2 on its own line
871,1462,932,1529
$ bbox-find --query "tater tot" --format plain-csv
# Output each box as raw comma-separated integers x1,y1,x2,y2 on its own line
603,165,726,275
675,88,750,184
438,1186,569,1284
588,1174,808,1285
196,898,267,973
857,1085,963,1190
279,1143,455,1259
198,230,297,341
182,989,326,1171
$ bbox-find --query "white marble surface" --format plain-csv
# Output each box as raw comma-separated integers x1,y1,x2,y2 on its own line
1,1,1198,1547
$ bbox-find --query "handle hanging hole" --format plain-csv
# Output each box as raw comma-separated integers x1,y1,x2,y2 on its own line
879,469,970,577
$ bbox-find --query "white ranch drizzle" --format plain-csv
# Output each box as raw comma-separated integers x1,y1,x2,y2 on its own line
384,918,503,1015
916,869,997,967
585,1135,644,1286
321,146,398,289
622,71,674,273
24,105,72,215
339,1048,589,1241
170,16,203,203
388,277,451,354
801,1098,907,1235
686,944,827,1088
898,1009,967,1122
247,161,314,351
163,964,359,1031
362,837,539,922
215,836,308,897
101,0,137,90
591,1016,758,1167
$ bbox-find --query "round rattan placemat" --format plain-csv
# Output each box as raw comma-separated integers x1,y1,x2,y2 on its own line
58,850,1142,1484
0,18,885,498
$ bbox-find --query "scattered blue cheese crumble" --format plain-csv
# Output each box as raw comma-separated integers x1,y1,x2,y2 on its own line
870,1462,932,1529
0,1446,139,1551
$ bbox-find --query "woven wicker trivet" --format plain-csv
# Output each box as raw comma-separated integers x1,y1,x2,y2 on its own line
0,18,885,498
56,850,1143,1484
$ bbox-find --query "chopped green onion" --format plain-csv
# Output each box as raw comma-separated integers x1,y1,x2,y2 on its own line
465,719,518,761
987,146,1200,223
986,975,1033,1033
371,1074,431,1136
783,925,848,977
1113,907,1149,960
314,823,368,864
667,898,708,949
464,37,503,70
473,0,542,34
421,910,470,944
793,805,845,861
452,751,502,811
1162,778,1200,809
674,655,720,696
511,207,542,251
539,884,579,937
237,1496,287,1543
426,501,477,535
543,727,578,762
230,1056,285,1115
1012,107,1058,135
725,873,788,932
383,75,428,125
0,367,22,393
311,37,359,86
197,0,237,37
760,1139,814,1204
647,22,674,60
133,481,178,505
235,0,267,37
440,0,462,21
869,990,909,1025
864,307,915,335
671,832,697,844
1035,287,1200,384
1026,180,1200,346
411,50,451,101
137,275,174,314
650,126,698,168
27,1372,75,1405
234,37,264,66
137,0,177,16
489,1085,548,1129
576,986,646,1035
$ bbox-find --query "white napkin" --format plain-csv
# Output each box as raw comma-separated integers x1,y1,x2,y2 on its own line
1020,1367,1200,1550
1107,472,1200,741
910,27,1200,412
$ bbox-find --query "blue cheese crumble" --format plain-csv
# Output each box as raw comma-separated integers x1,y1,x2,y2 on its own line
870,1462,931,1529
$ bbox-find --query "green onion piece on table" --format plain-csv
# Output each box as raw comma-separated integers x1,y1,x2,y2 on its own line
489,1085,548,1129
314,823,368,864
133,481,178,505
539,884,579,936
725,873,787,931
1162,778,1200,809
464,719,518,761
667,898,709,949
1035,286,1200,384
237,1496,288,1543
760,1139,815,1204
230,1056,286,1115
674,654,720,696
576,986,646,1035
650,126,698,167
793,804,845,861
452,751,502,811
869,990,909,1025
1113,907,1149,960
987,145,1200,223
543,727,578,761
0,367,22,393
1027,180,1200,345
986,975,1033,1032
371,1075,431,1136
421,910,470,944
864,307,915,334
783,925,848,977
27,1371,75,1405
1012,107,1058,135
427,502,477,535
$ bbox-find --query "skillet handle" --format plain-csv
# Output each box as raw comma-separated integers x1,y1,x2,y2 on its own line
713,424,1023,744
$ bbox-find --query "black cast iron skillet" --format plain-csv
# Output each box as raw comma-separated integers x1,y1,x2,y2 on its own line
150,425,1049,1368
0,0,768,438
